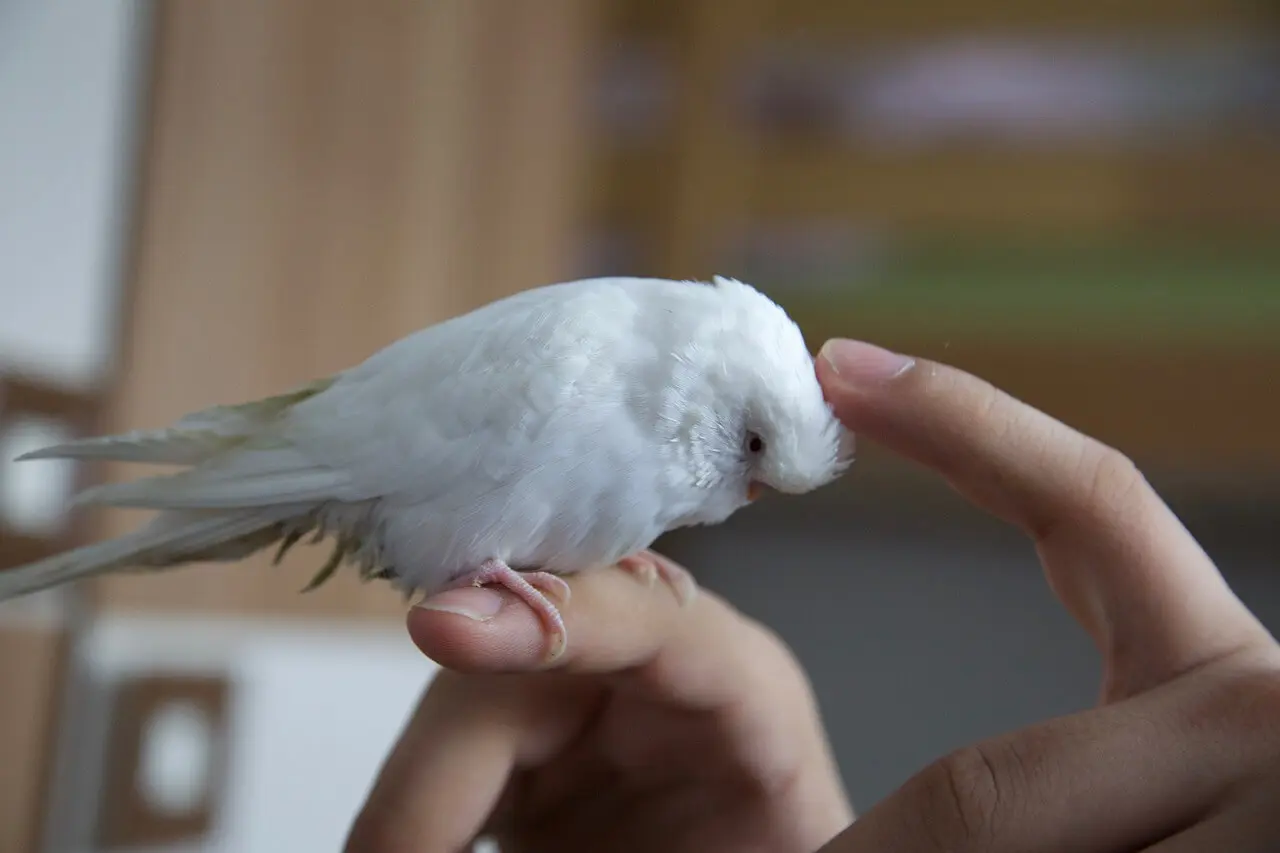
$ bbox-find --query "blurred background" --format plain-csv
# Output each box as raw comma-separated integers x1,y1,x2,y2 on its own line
1,0,1278,850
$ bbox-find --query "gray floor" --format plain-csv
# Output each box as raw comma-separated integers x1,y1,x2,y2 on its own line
658,485,1279,812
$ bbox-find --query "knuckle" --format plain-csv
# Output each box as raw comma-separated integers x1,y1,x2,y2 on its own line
910,743,1011,850
1070,441,1152,526
1191,655,1280,744
966,372,1006,422
1024,440,1149,545
955,371,1031,449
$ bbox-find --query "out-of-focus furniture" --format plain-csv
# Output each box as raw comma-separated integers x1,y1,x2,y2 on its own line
589,0,1280,481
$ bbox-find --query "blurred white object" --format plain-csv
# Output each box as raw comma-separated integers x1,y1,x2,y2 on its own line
46,617,438,853
0,414,76,537
138,699,218,817
0,0,149,389
743,32,1280,147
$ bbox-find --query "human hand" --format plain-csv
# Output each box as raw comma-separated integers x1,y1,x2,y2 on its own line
813,339,1280,852
344,552,853,852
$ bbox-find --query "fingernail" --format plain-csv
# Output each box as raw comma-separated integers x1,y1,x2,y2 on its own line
820,339,915,385
416,587,505,621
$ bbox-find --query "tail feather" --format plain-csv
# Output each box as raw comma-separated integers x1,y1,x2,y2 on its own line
16,377,336,466
0,510,289,602
17,428,241,466
71,447,351,510
1,378,347,602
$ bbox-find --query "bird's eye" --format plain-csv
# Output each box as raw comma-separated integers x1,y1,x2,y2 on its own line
746,432,765,454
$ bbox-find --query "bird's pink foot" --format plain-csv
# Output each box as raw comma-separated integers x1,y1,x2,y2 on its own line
461,559,571,662
617,551,698,607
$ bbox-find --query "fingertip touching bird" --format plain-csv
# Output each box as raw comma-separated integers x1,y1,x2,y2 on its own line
0,276,854,661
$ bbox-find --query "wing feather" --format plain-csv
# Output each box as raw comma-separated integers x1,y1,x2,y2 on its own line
73,443,353,509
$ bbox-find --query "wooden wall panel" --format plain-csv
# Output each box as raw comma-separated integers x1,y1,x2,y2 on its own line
0,627,65,853
601,147,1140,236
766,0,1264,40
92,0,599,616
603,0,1263,42
602,143,1280,236
655,0,771,279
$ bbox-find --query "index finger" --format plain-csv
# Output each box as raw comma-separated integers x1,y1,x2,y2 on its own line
408,554,804,709
816,338,1271,698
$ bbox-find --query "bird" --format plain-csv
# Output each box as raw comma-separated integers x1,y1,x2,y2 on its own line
0,275,853,659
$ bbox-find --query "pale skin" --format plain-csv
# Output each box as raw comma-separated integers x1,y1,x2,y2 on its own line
345,338,1280,853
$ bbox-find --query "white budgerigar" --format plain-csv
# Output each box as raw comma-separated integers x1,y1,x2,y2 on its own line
0,276,852,657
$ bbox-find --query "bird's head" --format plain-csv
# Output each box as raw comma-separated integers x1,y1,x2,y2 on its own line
685,276,854,512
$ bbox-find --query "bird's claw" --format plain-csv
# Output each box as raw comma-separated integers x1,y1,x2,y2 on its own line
466,560,570,664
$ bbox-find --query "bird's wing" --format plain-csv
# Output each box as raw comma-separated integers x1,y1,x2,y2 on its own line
294,279,651,502
74,279,653,512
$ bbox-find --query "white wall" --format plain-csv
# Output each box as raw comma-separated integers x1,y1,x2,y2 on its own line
0,0,148,390
45,616,439,853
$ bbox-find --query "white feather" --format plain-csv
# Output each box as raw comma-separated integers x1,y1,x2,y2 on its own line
72,444,353,509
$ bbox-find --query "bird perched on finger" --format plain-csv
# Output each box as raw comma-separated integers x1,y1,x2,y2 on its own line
0,276,853,659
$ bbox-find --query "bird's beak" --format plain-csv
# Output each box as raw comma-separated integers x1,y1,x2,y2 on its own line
747,481,774,502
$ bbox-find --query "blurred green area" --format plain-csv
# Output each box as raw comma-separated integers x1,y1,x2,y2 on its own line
772,239,1280,346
